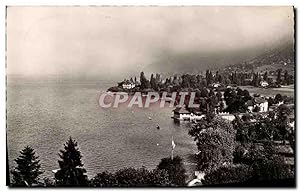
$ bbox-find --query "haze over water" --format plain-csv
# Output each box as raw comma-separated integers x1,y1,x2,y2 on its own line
7,7,294,78
7,76,197,178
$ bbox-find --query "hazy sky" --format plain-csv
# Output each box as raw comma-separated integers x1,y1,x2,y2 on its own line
7,6,294,78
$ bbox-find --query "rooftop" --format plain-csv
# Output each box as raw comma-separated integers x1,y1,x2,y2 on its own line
173,107,190,114
254,97,267,104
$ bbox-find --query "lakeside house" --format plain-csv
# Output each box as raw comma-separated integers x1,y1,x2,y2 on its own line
172,106,236,122
246,97,268,113
119,79,136,89
173,107,191,120
173,107,205,121
217,112,235,121
212,83,221,88
190,113,206,121
260,81,269,87
254,97,268,112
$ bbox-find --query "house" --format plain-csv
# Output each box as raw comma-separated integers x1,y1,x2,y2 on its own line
121,80,136,89
212,83,221,88
173,107,191,120
260,81,269,87
173,107,205,121
190,113,205,121
254,97,268,112
246,97,268,113
245,100,254,112
218,112,235,121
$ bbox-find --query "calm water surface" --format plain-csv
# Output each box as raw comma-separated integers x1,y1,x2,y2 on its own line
7,76,197,179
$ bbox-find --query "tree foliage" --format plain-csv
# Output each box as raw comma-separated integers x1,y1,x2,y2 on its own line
203,164,253,185
55,137,88,187
140,72,149,90
250,155,294,182
11,146,43,187
189,117,236,173
223,88,251,113
157,156,186,186
90,167,170,187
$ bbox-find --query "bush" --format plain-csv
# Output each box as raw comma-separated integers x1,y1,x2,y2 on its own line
90,167,170,187
250,155,294,181
157,156,186,186
202,164,253,185
89,171,118,187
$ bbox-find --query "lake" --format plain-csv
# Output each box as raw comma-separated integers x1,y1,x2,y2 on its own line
6,76,197,179
239,85,295,98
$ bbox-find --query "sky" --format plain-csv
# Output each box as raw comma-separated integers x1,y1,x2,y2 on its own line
6,6,294,79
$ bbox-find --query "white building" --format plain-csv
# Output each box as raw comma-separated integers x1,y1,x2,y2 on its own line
254,97,268,112
218,112,235,121
246,98,268,113
122,83,135,89
173,107,191,120
190,113,205,121
212,83,221,88
260,81,269,87
173,107,205,121
121,80,136,89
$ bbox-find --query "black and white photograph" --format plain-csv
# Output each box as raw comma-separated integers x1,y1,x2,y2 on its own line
5,6,295,187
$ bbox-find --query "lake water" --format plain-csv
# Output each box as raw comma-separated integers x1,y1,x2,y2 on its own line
6,76,197,179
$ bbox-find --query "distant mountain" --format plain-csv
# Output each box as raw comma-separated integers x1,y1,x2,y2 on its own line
223,41,295,74
143,41,294,75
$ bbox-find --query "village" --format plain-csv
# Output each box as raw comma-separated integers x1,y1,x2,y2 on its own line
110,69,294,128
107,69,295,186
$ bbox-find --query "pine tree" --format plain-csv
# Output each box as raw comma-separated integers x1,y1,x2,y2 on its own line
55,137,88,186
140,71,148,89
150,74,158,90
11,146,43,187
276,68,282,84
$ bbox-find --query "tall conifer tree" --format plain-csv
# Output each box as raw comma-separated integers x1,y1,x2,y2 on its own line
55,137,88,186
11,146,43,187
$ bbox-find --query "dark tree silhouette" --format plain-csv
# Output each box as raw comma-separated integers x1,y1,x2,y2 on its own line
203,164,253,185
90,168,170,187
140,72,149,90
55,137,88,187
276,68,282,84
11,146,43,187
274,94,283,104
89,171,118,187
150,73,158,90
157,156,186,186
251,155,294,182
263,71,268,81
